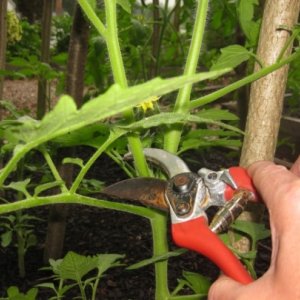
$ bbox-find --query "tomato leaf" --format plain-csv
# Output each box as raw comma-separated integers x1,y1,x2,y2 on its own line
211,45,252,71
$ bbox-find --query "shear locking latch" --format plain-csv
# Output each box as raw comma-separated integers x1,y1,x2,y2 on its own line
198,168,237,209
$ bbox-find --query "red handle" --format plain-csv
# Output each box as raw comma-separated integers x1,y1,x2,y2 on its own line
225,167,257,201
172,217,253,284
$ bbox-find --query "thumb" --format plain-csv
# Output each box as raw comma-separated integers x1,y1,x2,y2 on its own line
208,275,243,300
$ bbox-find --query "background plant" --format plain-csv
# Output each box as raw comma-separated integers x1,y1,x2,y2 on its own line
6,11,22,46
37,251,124,300
51,13,73,55
6,18,41,60
0,211,41,277
1,286,38,300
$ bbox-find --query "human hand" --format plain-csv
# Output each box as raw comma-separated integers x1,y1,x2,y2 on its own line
208,156,300,300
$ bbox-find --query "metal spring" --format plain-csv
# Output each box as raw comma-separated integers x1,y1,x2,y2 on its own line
209,189,255,234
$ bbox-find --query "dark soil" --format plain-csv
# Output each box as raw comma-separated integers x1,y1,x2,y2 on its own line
0,149,272,300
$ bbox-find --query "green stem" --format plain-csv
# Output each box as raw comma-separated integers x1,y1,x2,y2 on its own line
77,0,107,39
70,130,124,193
127,135,150,176
276,28,300,62
0,193,157,219
104,0,149,177
0,146,26,187
164,0,209,153
42,149,68,193
58,279,64,299
189,50,300,109
16,212,26,278
106,149,135,178
104,0,127,88
78,281,87,300
91,269,102,300
150,212,170,300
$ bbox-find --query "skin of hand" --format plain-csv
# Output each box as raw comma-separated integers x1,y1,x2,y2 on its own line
208,156,300,300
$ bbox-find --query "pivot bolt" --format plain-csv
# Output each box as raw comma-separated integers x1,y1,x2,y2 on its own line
172,174,194,193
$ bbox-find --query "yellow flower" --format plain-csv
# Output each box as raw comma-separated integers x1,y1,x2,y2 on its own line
137,96,160,112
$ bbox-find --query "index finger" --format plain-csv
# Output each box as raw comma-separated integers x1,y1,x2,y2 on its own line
248,161,300,212
290,156,300,176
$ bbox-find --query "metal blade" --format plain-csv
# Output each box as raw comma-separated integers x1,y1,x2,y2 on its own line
100,178,168,211
125,148,190,178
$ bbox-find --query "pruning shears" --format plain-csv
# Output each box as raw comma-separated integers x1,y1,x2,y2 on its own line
101,148,256,284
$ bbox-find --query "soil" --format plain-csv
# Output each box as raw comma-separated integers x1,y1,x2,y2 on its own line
2,79,58,118
0,79,275,299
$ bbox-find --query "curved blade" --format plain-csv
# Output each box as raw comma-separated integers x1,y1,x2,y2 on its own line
125,148,190,178
100,178,168,211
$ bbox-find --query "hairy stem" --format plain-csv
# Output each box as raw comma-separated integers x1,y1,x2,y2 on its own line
78,281,87,300
104,0,149,177
0,193,156,219
77,0,107,39
150,212,170,300
106,149,135,178
70,129,124,193
42,149,68,193
164,0,210,153
189,50,300,109
91,275,100,300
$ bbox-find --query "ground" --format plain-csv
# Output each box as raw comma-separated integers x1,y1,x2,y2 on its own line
2,79,58,118
0,79,272,299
